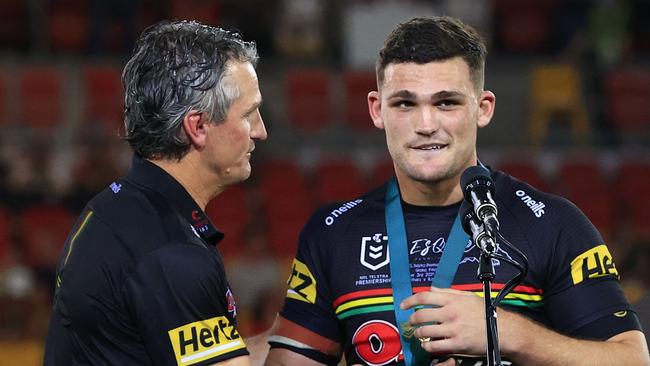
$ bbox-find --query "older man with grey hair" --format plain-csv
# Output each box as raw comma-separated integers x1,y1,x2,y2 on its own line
44,20,267,366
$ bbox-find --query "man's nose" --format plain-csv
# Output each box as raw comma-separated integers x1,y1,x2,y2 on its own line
414,107,439,135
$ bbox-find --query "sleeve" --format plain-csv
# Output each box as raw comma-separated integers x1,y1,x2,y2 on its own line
541,198,641,339
269,211,343,365
124,245,249,366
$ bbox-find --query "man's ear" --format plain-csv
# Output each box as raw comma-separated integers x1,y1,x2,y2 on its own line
182,110,208,149
477,90,496,128
368,90,384,130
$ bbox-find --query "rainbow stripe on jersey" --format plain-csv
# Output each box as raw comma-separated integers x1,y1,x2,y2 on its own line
333,284,543,320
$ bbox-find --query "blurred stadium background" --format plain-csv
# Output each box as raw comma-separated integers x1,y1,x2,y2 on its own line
0,0,649,363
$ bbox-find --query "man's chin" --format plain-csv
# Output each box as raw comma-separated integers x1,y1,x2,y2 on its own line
401,165,450,183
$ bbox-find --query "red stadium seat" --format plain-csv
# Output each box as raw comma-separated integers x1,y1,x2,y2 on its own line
82,64,124,134
493,0,553,52
47,0,89,53
19,204,76,270
368,158,395,189
205,185,251,259
606,68,650,132
342,70,376,130
314,159,365,204
614,161,650,238
0,0,29,50
18,66,63,130
565,187,617,240
285,68,332,132
257,159,312,256
171,0,221,26
557,158,608,197
497,160,550,192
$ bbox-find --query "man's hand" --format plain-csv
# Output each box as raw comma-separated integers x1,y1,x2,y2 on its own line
401,287,650,366
400,286,488,356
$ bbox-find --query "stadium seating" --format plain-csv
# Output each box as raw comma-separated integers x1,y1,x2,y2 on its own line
496,160,550,192
342,70,376,131
257,159,312,256
285,68,332,132
47,0,89,53
18,66,63,131
606,68,650,133
0,0,29,51
19,204,75,270
82,64,124,134
314,159,365,204
205,184,252,259
529,63,590,147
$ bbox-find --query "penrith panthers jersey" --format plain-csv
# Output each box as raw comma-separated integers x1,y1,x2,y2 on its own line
269,169,641,366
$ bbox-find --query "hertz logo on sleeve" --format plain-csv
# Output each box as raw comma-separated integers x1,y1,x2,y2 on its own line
286,258,317,304
570,244,619,285
168,316,246,365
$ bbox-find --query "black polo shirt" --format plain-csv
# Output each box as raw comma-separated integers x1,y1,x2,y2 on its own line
44,157,248,366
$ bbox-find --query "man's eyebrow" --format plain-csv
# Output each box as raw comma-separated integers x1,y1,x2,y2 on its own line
386,90,468,101
386,90,416,100
242,99,262,116
432,90,466,99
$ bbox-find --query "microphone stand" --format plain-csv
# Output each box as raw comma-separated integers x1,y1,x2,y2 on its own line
477,240,502,366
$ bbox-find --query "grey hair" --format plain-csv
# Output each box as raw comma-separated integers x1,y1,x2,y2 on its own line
122,20,258,160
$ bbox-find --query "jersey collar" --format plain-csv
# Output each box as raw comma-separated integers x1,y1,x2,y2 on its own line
125,156,224,246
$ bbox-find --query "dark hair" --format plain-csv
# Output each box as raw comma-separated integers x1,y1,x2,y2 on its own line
122,20,258,160
376,16,487,91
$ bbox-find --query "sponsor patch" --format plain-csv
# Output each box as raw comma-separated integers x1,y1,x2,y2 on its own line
286,258,317,303
168,316,245,365
570,244,619,285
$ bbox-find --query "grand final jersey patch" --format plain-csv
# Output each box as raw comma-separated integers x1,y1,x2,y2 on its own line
167,316,245,365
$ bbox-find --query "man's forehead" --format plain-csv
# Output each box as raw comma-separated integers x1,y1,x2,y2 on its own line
379,58,474,95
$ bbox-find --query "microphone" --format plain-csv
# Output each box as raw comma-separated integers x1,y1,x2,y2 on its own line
460,166,499,236
460,200,497,254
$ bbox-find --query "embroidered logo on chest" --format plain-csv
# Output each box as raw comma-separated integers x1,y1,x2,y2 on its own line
360,233,389,271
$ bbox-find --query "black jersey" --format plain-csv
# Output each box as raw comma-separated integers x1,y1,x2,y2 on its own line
44,158,248,366
270,169,640,365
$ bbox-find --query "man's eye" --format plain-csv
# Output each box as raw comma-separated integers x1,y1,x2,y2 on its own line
436,99,460,109
392,100,414,108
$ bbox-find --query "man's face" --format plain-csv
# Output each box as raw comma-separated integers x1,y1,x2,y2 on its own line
368,57,494,188
204,61,266,186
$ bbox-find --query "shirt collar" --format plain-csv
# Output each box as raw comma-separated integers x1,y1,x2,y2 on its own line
125,156,224,246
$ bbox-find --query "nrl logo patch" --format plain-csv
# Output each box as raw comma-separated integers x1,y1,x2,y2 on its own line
360,233,389,271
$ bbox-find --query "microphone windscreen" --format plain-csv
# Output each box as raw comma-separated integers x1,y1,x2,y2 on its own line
460,165,491,191
459,199,476,236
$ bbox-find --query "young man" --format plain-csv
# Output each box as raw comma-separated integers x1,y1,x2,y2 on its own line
265,16,649,365
44,21,268,365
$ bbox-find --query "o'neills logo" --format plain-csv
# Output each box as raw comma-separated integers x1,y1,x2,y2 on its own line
515,190,545,218
325,199,363,226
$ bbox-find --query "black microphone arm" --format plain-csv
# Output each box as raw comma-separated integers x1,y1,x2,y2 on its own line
460,166,499,236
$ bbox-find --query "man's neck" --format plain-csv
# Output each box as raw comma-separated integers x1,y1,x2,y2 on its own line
395,172,465,207
148,156,224,210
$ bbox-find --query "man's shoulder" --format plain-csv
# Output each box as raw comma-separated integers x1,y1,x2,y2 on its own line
493,170,580,224
88,179,158,224
303,184,387,235
83,179,170,252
